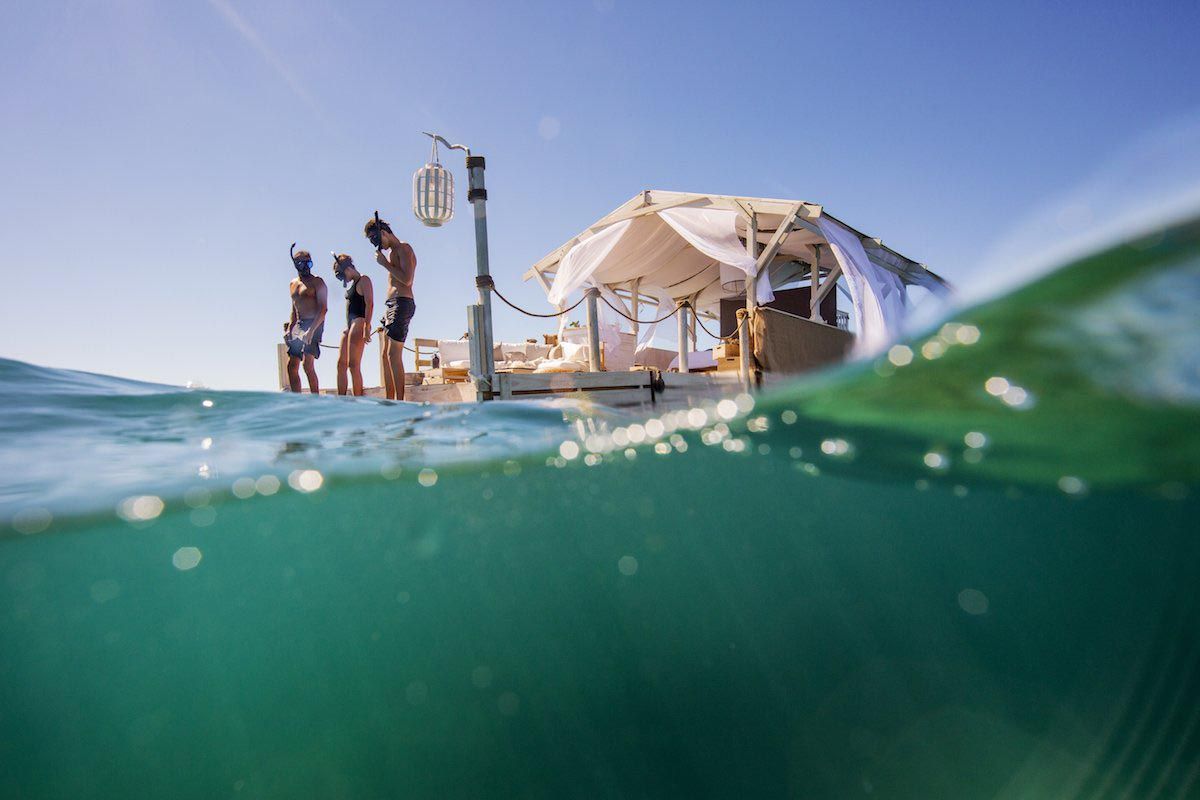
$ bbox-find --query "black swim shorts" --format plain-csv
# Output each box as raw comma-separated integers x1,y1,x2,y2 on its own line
382,296,416,342
285,318,324,359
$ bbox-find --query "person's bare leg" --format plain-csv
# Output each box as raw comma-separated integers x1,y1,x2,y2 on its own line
303,353,319,394
287,356,302,393
386,340,406,401
336,330,350,396
348,319,366,397
381,339,396,399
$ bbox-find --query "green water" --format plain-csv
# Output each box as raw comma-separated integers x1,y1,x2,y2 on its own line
2,216,1198,798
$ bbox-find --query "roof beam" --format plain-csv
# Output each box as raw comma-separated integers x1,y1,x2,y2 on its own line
754,203,804,274
810,263,843,314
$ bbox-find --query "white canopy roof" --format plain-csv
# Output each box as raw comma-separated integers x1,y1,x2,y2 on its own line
523,190,950,354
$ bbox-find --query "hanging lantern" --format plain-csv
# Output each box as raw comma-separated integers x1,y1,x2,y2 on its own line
412,137,454,227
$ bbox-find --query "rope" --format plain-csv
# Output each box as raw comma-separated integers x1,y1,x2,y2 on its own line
687,304,732,342
479,276,587,319
312,332,418,354
594,294,731,342
597,294,685,325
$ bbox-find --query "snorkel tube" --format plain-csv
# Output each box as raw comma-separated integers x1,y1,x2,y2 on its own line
373,211,383,252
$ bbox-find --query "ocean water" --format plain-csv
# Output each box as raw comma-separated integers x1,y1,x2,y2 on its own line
1,216,1198,799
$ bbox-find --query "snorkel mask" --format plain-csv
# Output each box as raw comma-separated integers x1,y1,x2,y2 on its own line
332,252,350,286
291,243,313,276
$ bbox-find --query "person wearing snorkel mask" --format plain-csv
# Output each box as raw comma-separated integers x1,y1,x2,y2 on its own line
364,215,417,400
283,246,328,394
331,253,374,397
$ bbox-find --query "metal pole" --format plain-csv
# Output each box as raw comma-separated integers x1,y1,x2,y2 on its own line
467,303,488,400
466,154,496,396
584,288,602,372
810,243,821,321
677,303,689,373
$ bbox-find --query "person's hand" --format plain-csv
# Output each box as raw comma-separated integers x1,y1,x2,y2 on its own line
375,250,388,267
362,326,373,344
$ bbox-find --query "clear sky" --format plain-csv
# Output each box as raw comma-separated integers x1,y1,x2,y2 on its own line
2,0,1198,390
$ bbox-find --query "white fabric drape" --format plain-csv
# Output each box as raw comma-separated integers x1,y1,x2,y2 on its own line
545,207,773,311
546,219,634,306
816,216,908,355
634,294,676,354
658,207,773,305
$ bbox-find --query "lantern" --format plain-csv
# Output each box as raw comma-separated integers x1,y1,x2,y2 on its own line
412,137,454,227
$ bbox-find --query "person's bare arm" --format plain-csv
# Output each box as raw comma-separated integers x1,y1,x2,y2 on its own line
360,276,374,341
288,281,298,329
305,280,329,343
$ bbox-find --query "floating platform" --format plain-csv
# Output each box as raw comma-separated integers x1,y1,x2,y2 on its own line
365,370,757,409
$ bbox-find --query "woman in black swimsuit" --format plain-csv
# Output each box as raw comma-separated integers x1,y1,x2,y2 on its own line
331,254,374,396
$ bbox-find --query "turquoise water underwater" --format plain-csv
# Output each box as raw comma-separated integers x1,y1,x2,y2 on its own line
2,218,1198,798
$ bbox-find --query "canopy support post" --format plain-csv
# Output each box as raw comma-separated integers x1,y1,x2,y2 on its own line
737,309,751,388
810,244,821,320
677,303,689,373
740,211,758,389
585,288,602,372
811,263,843,319
629,278,641,339
688,292,698,348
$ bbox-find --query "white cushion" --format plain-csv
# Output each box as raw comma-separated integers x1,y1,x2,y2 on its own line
438,339,471,363
668,350,717,370
494,341,524,360
559,340,589,363
524,343,552,360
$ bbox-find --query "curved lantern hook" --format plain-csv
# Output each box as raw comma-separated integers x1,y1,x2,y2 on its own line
422,131,470,155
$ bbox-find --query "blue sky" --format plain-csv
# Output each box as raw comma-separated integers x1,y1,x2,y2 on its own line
2,0,1197,390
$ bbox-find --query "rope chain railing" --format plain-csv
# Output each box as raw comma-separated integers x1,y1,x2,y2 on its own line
596,294,685,325
688,304,736,342
477,276,587,319
305,278,739,356
478,276,739,343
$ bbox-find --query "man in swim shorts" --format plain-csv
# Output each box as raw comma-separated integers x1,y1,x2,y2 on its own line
364,215,416,400
284,247,328,393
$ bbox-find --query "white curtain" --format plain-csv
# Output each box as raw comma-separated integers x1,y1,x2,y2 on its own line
816,216,908,355
634,294,676,353
546,207,773,310
659,207,774,305
546,219,633,306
